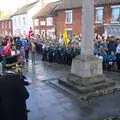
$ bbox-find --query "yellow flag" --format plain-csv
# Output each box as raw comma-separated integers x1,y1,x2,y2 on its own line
63,26,69,47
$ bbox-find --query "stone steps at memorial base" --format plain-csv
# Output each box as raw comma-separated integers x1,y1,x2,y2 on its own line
59,78,115,94
82,84,120,101
46,79,79,98
47,78,119,101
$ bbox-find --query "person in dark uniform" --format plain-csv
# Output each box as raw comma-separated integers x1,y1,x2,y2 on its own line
0,54,29,120
108,36,117,54
116,38,120,72
0,73,29,120
24,39,30,62
48,45,54,63
42,45,49,61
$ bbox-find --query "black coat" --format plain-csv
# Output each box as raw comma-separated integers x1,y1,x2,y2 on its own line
108,41,117,53
0,74,29,120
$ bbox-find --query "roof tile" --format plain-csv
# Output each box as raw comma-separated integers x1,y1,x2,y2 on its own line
33,1,62,19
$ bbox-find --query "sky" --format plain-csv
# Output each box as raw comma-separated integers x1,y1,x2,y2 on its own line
0,0,57,12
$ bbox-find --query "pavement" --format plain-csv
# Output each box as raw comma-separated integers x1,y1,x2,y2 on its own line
25,58,120,120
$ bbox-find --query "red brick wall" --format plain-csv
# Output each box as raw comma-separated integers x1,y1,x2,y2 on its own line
73,8,81,35
0,19,12,37
94,4,112,34
34,3,120,37
55,9,66,36
103,5,111,24
55,8,81,36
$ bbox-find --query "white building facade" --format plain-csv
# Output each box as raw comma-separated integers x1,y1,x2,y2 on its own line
11,0,46,36
12,14,29,36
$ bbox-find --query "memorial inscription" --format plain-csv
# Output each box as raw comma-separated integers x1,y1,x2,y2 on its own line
90,63,98,75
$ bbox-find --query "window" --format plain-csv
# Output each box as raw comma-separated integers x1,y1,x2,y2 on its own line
18,16,21,25
47,28,55,37
14,19,16,26
41,30,46,37
34,19,39,26
46,17,53,26
65,10,72,24
111,6,120,23
40,21,46,26
9,21,11,29
23,17,26,26
96,7,103,23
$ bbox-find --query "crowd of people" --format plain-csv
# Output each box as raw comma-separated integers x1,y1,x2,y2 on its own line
0,35,33,120
0,32,120,73
93,35,120,72
0,31,120,120
34,34,120,72
0,35,36,64
37,33,120,72
42,42,80,65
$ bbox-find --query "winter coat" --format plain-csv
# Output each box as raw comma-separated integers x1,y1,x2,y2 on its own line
0,74,29,120
108,41,117,53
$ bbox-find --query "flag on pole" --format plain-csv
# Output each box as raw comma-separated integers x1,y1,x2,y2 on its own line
63,25,69,47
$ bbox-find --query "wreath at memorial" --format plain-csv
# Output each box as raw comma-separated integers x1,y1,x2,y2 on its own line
82,88,120,101
104,116,120,120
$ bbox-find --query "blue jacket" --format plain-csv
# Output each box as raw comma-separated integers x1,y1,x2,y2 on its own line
107,55,116,62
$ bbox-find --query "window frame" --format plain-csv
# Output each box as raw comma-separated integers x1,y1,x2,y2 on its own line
111,5,120,23
95,7,104,24
23,16,26,26
46,17,53,26
65,10,73,24
34,19,39,26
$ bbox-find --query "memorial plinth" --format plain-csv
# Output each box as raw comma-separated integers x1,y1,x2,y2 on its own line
71,55,103,78
59,55,115,100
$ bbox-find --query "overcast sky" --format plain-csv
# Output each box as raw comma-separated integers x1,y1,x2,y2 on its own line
0,0,57,11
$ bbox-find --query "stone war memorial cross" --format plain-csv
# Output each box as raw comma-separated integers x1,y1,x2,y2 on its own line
71,0,103,78
58,0,116,100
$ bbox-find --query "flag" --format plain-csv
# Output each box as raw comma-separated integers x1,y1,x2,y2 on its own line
3,39,11,56
63,25,69,47
28,27,33,41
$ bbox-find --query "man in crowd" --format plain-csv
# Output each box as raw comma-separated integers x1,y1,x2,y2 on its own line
116,38,120,72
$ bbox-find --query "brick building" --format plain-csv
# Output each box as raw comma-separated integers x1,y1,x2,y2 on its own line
0,19,12,37
33,1,61,37
33,0,120,37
